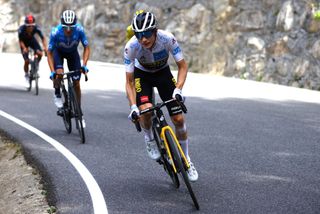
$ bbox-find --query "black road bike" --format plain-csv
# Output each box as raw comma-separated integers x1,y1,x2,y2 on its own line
27,49,40,95
132,95,200,210
58,70,87,144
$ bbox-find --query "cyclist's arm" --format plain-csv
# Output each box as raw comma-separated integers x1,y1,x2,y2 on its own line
125,72,136,106
175,59,188,89
78,25,90,66
47,50,55,72
19,40,27,52
82,45,90,66
42,37,48,53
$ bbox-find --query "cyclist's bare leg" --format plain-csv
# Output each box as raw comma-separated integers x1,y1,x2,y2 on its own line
171,114,187,140
73,80,81,106
54,68,64,95
35,50,43,62
139,102,153,139
24,59,29,74
171,114,189,159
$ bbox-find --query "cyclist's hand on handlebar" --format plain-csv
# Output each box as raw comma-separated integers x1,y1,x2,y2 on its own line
81,65,89,73
173,88,185,102
128,104,140,121
49,71,56,80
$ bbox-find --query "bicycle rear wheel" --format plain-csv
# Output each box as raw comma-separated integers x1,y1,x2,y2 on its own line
62,88,72,133
70,86,85,144
165,130,200,210
153,126,179,188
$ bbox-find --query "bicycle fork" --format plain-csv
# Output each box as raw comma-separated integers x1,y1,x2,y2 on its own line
160,126,190,173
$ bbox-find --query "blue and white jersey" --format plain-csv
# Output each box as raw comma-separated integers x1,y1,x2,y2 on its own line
124,29,184,73
48,23,89,53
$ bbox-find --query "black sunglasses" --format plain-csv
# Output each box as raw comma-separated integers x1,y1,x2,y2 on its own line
135,30,154,40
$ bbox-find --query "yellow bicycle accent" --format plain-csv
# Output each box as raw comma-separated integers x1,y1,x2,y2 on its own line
160,125,190,173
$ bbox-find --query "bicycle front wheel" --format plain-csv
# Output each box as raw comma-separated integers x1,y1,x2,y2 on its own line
35,71,39,95
165,130,200,210
70,86,85,144
62,89,71,133
153,126,179,188
27,71,32,92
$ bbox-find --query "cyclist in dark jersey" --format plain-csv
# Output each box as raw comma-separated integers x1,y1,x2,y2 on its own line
18,14,47,82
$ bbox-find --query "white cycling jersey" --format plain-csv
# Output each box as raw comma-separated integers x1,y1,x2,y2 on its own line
123,29,184,73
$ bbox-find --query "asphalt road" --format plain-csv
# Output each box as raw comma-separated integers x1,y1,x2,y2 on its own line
1,53,320,213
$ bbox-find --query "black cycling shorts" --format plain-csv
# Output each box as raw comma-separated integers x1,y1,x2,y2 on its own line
53,49,82,81
20,38,42,61
134,66,182,116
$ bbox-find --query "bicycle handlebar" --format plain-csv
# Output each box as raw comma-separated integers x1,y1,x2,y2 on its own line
131,95,187,132
59,69,89,81
131,111,142,132
175,94,187,114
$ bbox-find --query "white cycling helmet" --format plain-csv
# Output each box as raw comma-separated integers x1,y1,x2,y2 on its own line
61,10,77,26
132,12,157,32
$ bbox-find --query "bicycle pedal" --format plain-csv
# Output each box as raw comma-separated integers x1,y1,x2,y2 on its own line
157,159,163,165
57,108,64,116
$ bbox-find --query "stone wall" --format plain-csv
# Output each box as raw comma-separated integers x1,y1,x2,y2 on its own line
1,0,320,89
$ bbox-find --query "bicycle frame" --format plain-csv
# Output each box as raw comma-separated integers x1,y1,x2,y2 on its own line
58,70,87,143
27,49,40,95
135,96,189,172
132,95,199,210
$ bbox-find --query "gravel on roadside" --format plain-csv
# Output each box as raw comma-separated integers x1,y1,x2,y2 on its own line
0,131,54,214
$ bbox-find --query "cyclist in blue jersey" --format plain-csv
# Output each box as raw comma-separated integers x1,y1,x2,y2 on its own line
124,12,198,182
47,10,90,127
18,14,47,83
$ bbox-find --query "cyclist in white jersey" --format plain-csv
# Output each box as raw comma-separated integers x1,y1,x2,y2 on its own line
124,11,198,182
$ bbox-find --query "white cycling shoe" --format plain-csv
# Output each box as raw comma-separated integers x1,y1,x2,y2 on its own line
145,137,160,160
187,161,198,182
54,95,63,108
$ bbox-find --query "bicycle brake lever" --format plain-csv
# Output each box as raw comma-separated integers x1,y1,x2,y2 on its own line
132,112,141,132
175,94,187,113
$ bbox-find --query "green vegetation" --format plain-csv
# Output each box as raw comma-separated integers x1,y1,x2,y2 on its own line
47,206,57,214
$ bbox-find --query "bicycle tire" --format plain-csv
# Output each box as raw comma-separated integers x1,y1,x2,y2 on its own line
28,76,32,91
35,70,39,95
165,130,200,210
34,60,39,95
27,63,33,92
70,85,85,144
62,88,72,133
153,126,179,188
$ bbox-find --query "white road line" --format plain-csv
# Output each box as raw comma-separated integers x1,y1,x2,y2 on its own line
0,110,108,214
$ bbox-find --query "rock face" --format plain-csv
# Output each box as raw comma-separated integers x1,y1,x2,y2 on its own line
1,0,320,89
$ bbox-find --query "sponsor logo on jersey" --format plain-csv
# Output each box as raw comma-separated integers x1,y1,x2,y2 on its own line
139,56,147,63
138,58,168,70
141,96,149,103
153,49,168,61
124,58,131,65
135,78,142,92
172,46,181,55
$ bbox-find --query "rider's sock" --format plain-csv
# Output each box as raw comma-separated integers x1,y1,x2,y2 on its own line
143,127,153,141
179,139,190,161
